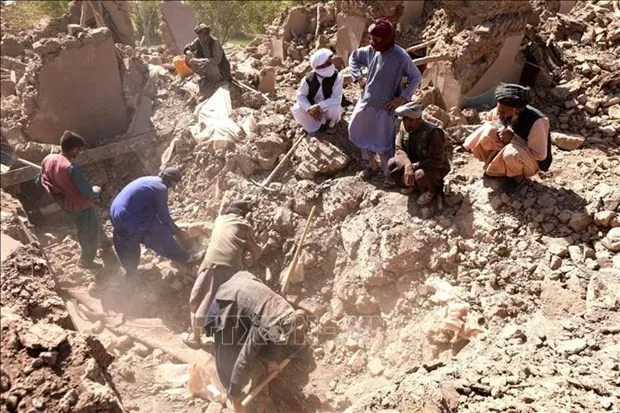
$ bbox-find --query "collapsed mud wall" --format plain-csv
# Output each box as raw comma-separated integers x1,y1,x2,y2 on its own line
21,28,129,145
423,0,534,108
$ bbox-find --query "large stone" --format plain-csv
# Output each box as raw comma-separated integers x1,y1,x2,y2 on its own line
594,211,615,228
19,323,68,350
608,104,620,120
551,131,585,151
254,133,287,169
568,212,592,232
550,79,582,100
602,228,620,252
295,138,349,179
257,67,276,95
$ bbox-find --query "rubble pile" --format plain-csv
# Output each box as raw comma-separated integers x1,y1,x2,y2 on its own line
1,191,122,412
526,1,620,147
1,0,620,412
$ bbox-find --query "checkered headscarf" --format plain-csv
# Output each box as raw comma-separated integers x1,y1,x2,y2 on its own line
495,83,530,108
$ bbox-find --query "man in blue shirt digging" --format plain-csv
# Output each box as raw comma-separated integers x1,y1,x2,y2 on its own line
109,167,204,276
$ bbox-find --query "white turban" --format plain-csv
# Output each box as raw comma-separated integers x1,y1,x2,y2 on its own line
309,48,333,69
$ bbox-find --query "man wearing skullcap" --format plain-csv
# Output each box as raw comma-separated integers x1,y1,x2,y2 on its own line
388,101,450,205
184,199,263,348
184,23,231,82
109,167,204,276
464,83,552,190
348,18,422,185
36,130,110,269
292,48,344,135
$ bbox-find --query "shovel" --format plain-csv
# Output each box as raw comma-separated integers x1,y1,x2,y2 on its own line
280,205,316,294
251,136,304,192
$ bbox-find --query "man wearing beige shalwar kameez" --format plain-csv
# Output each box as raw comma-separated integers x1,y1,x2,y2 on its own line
464,83,552,192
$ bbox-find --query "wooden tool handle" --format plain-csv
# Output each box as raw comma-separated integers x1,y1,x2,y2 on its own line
241,357,293,407
262,136,304,186
281,205,316,293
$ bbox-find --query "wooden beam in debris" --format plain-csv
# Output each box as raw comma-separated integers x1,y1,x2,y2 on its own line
0,131,156,188
406,37,440,54
413,54,450,66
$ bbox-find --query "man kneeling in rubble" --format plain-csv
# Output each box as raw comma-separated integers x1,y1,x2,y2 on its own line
463,83,552,192
109,167,204,276
388,101,450,205
292,48,344,136
184,23,231,83
205,270,306,413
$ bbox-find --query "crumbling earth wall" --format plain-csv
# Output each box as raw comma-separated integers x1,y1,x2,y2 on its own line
22,28,129,145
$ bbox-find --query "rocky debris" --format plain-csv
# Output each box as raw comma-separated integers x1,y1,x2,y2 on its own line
294,137,350,179
1,307,122,412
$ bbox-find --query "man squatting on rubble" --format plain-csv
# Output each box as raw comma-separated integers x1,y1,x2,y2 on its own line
184,23,232,83
292,48,344,136
37,131,108,269
205,271,306,413
464,83,552,191
348,18,422,185
109,167,204,276
389,101,451,206
184,200,263,348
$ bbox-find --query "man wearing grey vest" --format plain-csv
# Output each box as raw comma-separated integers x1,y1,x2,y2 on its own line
388,101,450,206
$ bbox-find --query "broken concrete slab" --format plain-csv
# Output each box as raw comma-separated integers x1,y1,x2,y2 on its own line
79,0,134,45
270,37,286,60
160,1,199,54
27,34,129,145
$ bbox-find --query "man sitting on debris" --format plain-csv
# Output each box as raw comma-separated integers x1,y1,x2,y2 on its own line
184,200,263,348
463,83,552,192
348,18,422,185
37,131,107,269
205,270,306,413
109,167,204,276
388,101,450,205
292,48,344,136
184,23,231,83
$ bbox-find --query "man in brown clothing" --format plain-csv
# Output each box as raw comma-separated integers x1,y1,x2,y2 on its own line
387,101,450,205
184,200,263,348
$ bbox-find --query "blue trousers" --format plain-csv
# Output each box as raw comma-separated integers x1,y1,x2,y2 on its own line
112,221,190,274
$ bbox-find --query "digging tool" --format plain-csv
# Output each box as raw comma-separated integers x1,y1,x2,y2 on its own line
251,136,305,192
14,157,41,170
241,349,302,408
280,205,316,294
230,78,273,102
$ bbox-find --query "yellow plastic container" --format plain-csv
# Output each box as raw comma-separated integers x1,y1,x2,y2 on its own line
173,55,193,77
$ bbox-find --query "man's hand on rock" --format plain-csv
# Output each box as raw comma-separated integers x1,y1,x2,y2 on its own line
386,97,406,111
230,397,246,413
307,104,323,121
